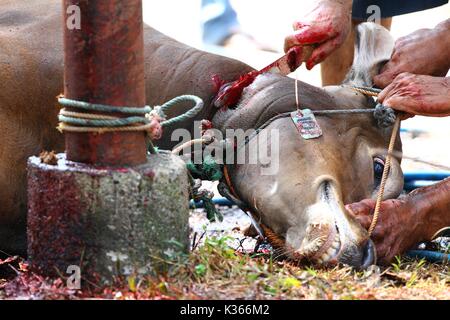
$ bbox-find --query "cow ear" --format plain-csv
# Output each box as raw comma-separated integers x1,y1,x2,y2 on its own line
344,22,394,87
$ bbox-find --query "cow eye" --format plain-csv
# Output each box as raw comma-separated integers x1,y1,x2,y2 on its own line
373,157,385,184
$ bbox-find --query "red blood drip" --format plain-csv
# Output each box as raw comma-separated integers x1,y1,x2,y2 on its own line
211,75,226,93
286,46,303,72
200,120,213,135
215,71,259,108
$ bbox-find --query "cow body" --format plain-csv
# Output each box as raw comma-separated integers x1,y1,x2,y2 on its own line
0,0,253,253
0,0,403,267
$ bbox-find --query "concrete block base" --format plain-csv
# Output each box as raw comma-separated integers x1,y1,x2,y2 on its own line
27,151,190,284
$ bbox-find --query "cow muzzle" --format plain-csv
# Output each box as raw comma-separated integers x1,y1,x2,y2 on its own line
292,178,376,268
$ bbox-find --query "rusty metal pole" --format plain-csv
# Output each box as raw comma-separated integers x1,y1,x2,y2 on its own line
64,0,147,166
27,0,190,284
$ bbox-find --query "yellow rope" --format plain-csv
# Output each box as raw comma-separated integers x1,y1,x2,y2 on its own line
349,87,380,97
316,85,400,236
346,86,402,236
57,107,160,134
59,108,117,120
369,116,401,236
172,138,208,155
57,122,155,134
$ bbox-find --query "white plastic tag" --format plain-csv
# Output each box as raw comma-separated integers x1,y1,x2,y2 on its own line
291,109,323,140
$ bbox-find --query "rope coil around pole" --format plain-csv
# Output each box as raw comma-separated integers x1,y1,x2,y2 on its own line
57,95,205,134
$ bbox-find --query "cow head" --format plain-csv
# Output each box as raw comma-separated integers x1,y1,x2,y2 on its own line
211,23,403,268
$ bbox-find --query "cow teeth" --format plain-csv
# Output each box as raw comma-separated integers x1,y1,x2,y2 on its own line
331,240,340,250
317,239,341,263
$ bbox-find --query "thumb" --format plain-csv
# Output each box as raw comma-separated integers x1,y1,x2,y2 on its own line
346,200,376,230
374,61,400,89
345,199,376,217
374,70,398,89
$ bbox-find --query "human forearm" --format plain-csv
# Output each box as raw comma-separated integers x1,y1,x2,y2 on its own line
374,19,450,88
435,18,450,67
317,0,353,10
346,177,450,264
284,0,353,69
378,74,450,117
407,177,450,241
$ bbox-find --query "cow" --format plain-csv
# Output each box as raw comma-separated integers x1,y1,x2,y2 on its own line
0,0,403,268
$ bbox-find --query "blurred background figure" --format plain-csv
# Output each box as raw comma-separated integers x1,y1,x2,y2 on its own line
201,0,276,51
201,0,239,46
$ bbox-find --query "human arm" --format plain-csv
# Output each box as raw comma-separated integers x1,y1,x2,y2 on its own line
346,178,450,264
378,73,450,117
284,0,353,70
374,19,450,88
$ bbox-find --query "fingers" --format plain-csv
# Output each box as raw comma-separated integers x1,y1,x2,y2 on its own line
346,199,376,215
373,42,405,88
305,37,342,70
345,199,376,230
286,46,305,71
373,66,398,89
382,96,413,114
377,72,412,101
373,52,406,89
377,73,417,114
284,27,331,53
355,215,372,230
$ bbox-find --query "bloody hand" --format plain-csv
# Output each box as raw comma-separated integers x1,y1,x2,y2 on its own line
374,19,450,88
346,198,420,265
284,0,352,70
346,178,450,265
378,73,450,117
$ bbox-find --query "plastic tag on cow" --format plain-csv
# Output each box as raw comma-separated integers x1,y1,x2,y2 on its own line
291,109,323,140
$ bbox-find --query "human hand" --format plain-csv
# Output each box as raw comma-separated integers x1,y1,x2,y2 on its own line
347,178,450,265
346,198,422,265
378,73,450,117
374,20,450,88
284,0,352,70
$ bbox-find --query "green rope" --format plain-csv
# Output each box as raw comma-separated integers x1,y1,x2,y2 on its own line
58,115,150,127
158,95,204,127
186,155,223,181
58,98,151,114
202,196,224,222
58,95,204,129
186,155,224,222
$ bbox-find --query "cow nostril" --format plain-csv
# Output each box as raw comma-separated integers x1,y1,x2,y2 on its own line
338,239,377,268
360,239,377,269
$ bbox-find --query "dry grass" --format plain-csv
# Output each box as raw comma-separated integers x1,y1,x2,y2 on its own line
1,235,448,300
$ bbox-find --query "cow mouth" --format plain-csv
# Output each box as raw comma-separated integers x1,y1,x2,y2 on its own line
297,180,345,265
297,180,376,268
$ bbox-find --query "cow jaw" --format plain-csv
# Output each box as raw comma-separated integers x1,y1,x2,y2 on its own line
289,179,370,267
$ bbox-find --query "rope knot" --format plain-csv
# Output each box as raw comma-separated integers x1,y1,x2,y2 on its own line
144,111,165,140
374,103,397,128
148,106,167,120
